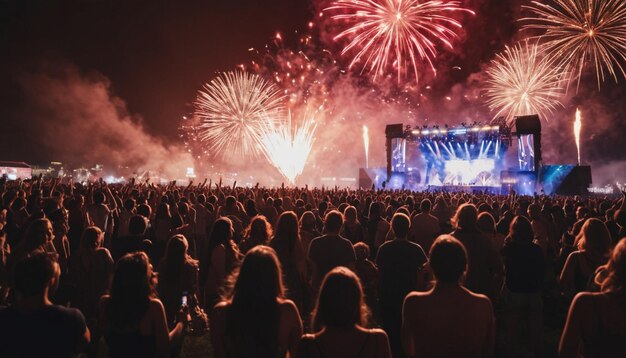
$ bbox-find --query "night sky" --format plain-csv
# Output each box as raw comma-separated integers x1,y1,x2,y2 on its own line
1,0,625,183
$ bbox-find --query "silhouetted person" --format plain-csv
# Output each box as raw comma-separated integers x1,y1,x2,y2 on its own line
298,267,391,358
560,238,626,357
211,246,303,358
307,210,356,296
0,252,90,356
376,213,427,358
402,235,495,358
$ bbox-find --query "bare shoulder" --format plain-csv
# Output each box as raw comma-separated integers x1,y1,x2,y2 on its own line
99,294,111,310
571,291,598,308
213,300,230,312
405,290,430,303
148,297,165,312
368,328,388,339
278,299,301,320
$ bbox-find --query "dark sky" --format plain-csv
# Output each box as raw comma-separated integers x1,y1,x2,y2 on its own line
1,0,625,182
0,0,311,162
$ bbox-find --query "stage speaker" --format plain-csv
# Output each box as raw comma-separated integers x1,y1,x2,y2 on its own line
556,166,592,196
385,124,404,138
515,115,541,135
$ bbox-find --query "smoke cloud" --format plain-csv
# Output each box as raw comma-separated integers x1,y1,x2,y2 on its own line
16,64,194,179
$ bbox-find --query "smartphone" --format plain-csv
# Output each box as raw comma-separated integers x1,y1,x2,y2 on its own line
181,291,188,307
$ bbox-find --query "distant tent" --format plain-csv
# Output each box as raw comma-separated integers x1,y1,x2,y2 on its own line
0,161,32,180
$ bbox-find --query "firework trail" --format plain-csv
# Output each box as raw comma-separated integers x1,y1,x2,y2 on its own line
325,0,474,83
484,41,567,123
260,110,317,185
521,0,626,89
363,125,369,168
194,71,286,158
574,108,582,165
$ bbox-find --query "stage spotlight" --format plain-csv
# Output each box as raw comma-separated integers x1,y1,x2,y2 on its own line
411,129,420,135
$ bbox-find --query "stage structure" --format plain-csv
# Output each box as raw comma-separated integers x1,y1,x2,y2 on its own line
383,121,513,191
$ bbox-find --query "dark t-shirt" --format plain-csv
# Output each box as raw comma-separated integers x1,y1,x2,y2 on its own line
376,240,427,309
308,234,356,291
501,240,545,293
0,304,87,357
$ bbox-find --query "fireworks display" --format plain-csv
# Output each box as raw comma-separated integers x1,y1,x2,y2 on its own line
260,111,318,184
194,71,286,158
574,108,582,165
484,41,567,123
521,0,626,88
325,0,474,83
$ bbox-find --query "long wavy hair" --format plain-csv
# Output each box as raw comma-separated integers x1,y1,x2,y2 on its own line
576,218,612,256
243,215,272,246
312,267,369,331
223,246,285,357
105,252,156,330
595,238,626,294
272,211,301,255
160,235,197,285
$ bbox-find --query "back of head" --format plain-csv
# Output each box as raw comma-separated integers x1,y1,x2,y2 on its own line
353,242,370,261
527,203,541,220
509,215,533,243
93,191,105,205
429,235,467,284
14,252,58,297
25,218,52,252
300,211,316,231
344,206,358,223
80,226,103,253
108,252,153,328
324,210,344,234
577,218,612,255
136,204,152,218
477,212,496,235
391,212,411,239
128,215,148,236
226,196,237,208
313,267,367,330
452,204,478,231
275,211,299,242
209,217,233,247
228,245,284,305
420,199,432,213
248,215,272,243
123,198,136,212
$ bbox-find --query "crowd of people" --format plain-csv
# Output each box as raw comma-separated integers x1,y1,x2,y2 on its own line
0,175,625,357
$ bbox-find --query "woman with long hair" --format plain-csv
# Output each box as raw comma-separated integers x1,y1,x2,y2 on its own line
200,217,241,310
560,238,626,357
157,234,199,327
270,211,307,313
500,216,546,358
153,202,172,262
71,226,114,326
299,211,319,254
101,252,186,357
239,215,272,254
560,218,612,298
298,267,390,358
342,206,366,245
211,246,303,358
